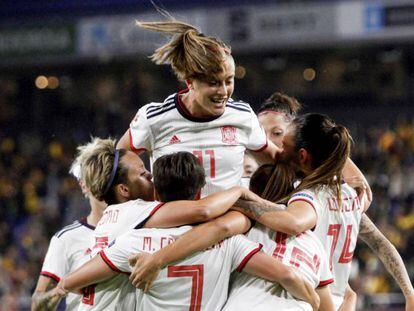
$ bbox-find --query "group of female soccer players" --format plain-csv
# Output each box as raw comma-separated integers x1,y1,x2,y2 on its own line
32,15,414,311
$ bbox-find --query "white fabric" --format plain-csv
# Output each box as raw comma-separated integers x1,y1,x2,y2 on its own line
40,220,94,311
288,183,363,302
78,199,162,310
102,228,261,311
129,91,267,197
223,222,332,311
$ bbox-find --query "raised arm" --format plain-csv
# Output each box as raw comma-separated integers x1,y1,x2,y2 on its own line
145,186,261,228
358,214,414,309
243,252,320,310
342,158,372,204
130,211,251,289
117,130,132,150
232,198,317,235
60,255,116,293
31,277,66,311
249,140,281,164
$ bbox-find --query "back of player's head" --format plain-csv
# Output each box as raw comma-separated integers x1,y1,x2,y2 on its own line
153,152,206,202
250,163,296,203
258,92,302,121
136,16,231,82
75,137,129,205
291,113,352,204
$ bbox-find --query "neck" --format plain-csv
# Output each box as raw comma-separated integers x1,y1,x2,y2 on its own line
181,90,209,118
86,196,106,226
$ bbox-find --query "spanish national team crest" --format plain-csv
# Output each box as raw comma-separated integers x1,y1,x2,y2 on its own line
221,126,237,145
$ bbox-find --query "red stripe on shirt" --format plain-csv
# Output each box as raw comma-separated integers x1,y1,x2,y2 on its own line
128,129,147,153
40,271,61,282
149,203,166,217
318,278,334,287
288,198,316,212
99,251,123,273
236,243,263,272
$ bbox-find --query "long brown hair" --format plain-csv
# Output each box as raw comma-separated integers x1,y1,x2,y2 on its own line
136,19,231,81
250,163,296,204
289,113,352,204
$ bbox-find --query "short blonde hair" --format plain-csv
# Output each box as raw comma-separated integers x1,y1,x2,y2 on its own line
73,137,119,202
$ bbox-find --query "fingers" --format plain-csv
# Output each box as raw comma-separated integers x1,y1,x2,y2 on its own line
128,254,140,266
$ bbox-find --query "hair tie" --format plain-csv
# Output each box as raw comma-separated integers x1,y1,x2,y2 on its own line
103,149,120,195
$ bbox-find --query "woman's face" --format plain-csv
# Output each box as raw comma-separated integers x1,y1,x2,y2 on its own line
190,56,235,117
258,112,290,148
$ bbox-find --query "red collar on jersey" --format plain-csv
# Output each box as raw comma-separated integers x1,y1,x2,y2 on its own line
175,88,223,123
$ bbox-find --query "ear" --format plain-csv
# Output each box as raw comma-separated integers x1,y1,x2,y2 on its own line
298,148,313,172
116,184,130,199
186,79,194,90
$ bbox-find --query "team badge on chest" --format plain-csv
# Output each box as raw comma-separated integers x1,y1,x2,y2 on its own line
220,126,237,145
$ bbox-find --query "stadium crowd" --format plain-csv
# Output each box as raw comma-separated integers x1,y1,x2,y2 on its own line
0,70,413,310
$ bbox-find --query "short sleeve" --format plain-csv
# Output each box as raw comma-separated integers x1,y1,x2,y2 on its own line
317,249,333,287
288,190,321,221
100,234,136,273
40,236,68,282
129,106,153,152
246,110,267,152
225,235,263,273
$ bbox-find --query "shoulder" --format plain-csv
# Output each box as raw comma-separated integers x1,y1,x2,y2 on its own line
143,93,177,120
226,98,253,114
54,220,84,239
341,182,358,197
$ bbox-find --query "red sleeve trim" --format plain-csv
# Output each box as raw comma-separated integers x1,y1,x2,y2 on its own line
236,243,263,272
40,271,60,283
128,129,147,153
248,140,268,152
149,202,166,217
318,278,334,287
99,251,123,273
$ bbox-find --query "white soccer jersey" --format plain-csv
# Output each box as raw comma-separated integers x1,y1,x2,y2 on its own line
129,90,267,197
288,183,363,305
40,219,95,311
224,223,332,311
78,199,164,311
101,227,262,311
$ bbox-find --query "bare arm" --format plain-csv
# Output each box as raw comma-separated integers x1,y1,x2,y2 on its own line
337,284,357,311
243,252,320,310
232,199,317,235
61,255,116,293
358,214,414,300
342,158,372,205
31,277,66,311
145,186,260,228
248,140,281,165
130,211,251,288
116,130,132,150
316,286,335,311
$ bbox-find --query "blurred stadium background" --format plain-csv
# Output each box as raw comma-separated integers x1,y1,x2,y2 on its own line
1,0,414,310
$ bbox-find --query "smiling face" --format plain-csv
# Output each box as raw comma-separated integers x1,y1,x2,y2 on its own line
258,112,291,149
188,56,235,117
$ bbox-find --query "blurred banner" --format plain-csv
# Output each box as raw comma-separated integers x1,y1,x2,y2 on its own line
0,24,76,58
2,0,414,63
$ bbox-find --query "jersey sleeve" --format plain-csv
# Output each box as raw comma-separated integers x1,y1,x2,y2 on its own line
100,233,136,273
288,189,321,221
246,110,267,152
129,105,153,152
225,235,263,273
129,201,165,230
40,236,68,282
317,249,334,287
